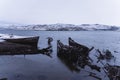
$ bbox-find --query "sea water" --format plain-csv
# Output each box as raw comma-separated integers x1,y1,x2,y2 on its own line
0,29,120,80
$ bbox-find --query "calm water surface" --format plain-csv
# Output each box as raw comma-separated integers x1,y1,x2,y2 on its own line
0,29,120,80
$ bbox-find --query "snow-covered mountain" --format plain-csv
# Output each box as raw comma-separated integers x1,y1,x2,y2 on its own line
0,21,25,29
0,22,119,31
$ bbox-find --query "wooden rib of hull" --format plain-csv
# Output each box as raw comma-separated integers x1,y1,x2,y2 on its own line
69,37,89,50
68,37,94,55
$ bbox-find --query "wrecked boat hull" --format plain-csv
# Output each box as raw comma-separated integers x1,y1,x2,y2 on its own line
3,36,39,47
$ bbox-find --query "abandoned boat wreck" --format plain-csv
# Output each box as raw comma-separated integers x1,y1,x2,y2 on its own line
57,37,94,57
0,34,41,55
3,36,39,47
57,38,100,72
0,34,39,47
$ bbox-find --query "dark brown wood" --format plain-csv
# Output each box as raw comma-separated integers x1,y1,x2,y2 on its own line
0,42,38,55
68,37,94,56
57,40,100,72
3,36,39,47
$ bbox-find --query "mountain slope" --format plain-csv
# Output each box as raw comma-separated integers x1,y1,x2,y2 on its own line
0,22,119,31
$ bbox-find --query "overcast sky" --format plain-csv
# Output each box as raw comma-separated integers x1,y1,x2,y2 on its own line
0,0,120,25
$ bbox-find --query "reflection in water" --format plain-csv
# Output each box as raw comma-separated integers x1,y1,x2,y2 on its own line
0,37,53,58
38,37,53,58
0,30,120,80
58,54,80,73
38,45,53,58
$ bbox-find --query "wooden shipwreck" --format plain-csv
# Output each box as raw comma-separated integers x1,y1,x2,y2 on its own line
57,38,100,72
0,34,40,55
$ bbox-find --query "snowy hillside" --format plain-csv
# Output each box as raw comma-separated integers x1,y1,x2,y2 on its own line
0,21,25,29
0,22,119,31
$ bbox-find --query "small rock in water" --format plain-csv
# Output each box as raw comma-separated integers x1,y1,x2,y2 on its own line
114,51,118,53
